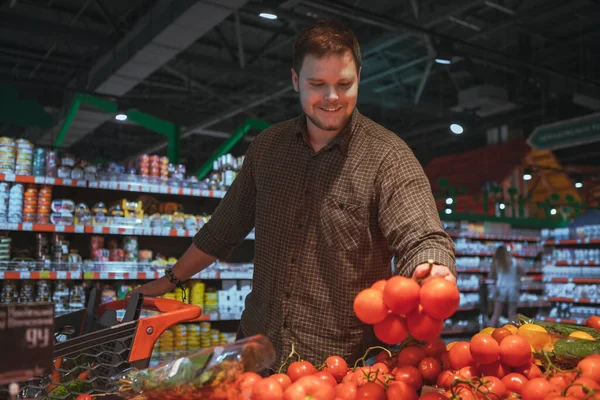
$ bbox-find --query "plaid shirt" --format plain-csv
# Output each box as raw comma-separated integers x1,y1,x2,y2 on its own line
193,108,455,369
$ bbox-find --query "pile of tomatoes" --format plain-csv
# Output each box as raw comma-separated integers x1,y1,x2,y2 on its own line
353,276,460,344
233,330,600,400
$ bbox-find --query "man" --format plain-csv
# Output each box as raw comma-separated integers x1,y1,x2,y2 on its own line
134,20,456,370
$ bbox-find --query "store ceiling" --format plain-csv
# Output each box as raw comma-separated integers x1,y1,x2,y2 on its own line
1,0,600,173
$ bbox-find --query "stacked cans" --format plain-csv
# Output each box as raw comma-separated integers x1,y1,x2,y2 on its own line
0,137,15,173
23,185,37,223
173,324,187,352
15,139,33,176
159,156,169,178
138,154,150,177
53,281,70,313
1,281,17,303
19,281,35,303
0,237,10,262
37,185,52,224
45,151,57,177
33,148,46,176
8,183,23,223
186,324,201,351
156,328,174,354
203,290,218,314
36,281,52,302
190,282,205,307
0,182,9,223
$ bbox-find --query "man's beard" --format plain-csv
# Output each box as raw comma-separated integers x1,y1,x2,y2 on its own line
306,112,346,132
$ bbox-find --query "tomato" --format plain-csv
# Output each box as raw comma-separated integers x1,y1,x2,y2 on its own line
458,365,480,380
397,345,426,367
313,371,336,387
355,382,386,400
371,362,390,375
75,395,93,400
548,372,574,390
448,341,474,370
374,314,408,345
371,280,387,292
382,276,420,316
334,382,357,400
270,374,292,391
322,356,348,382
386,381,418,400
448,385,476,400
478,361,509,379
394,366,423,390
578,355,600,383
479,376,507,399
514,362,543,380
251,378,283,400
565,377,600,398
423,338,447,357
469,333,500,365
439,352,451,370
418,357,442,383
491,327,512,344
287,361,317,382
437,370,461,389
586,315,600,329
406,306,444,341
520,377,560,400
237,372,263,397
419,277,460,320
282,375,335,400
353,288,388,324
499,335,531,367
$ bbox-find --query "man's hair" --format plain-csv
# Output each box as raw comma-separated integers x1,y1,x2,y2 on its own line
292,20,362,74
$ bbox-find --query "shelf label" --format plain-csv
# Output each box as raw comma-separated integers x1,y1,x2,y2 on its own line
20,272,30,279
0,303,54,384
192,189,201,196
3,174,15,182
159,186,169,194
183,188,191,195
22,223,33,231
56,271,67,279
75,225,85,233
175,229,186,237
63,179,72,186
54,225,65,232
34,176,45,184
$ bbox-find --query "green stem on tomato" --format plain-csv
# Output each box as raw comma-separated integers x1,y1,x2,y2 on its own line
277,343,301,374
562,382,596,398
352,346,392,370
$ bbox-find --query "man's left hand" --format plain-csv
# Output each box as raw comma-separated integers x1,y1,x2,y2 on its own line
412,263,456,284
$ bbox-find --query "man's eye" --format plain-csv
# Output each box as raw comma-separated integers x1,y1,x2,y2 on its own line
310,83,323,87
339,82,351,87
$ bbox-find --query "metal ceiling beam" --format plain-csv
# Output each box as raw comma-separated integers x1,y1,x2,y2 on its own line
37,0,251,148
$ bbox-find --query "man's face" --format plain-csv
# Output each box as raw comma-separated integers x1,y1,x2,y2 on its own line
291,50,360,134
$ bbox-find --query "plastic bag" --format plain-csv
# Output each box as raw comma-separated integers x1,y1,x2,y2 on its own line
118,334,275,400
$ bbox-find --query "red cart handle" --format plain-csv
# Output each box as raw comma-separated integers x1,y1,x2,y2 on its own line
97,297,203,363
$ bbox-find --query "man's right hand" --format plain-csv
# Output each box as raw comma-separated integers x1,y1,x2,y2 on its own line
130,276,175,298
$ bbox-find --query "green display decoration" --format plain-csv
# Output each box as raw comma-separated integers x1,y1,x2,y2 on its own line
0,84,52,130
195,118,272,180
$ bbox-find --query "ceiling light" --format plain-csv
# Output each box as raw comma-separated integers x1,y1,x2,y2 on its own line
450,123,464,134
446,198,453,205
115,114,127,121
445,208,452,214
435,58,452,65
575,182,583,188
523,173,532,181
550,208,557,215
259,12,278,20
434,40,453,65
499,203,506,210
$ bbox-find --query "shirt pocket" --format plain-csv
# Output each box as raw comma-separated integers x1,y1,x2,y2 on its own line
319,195,366,252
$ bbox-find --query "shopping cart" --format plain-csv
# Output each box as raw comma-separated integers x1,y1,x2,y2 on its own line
1,288,201,400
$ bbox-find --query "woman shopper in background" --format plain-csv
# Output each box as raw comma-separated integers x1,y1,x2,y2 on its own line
489,245,524,327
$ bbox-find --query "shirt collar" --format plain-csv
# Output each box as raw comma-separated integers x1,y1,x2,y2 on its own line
294,108,360,156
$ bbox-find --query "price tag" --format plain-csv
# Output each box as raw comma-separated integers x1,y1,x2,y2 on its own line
63,179,72,186
8,223,18,230
54,225,65,232
176,229,186,237
100,181,110,189
131,185,141,192
109,182,118,190
57,271,67,279
77,180,86,187
183,188,191,196
143,228,153,236
159,186,169,194
20,271,30,279
109,227,120,234
0,303,54,384
75,225,85,233
34,176,45,184
93,226,103,233
192,189,201,196
22,223,33,231
4,174,15,182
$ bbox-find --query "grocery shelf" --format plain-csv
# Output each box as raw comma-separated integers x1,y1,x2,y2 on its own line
0,173,227,199
546,297,600,305
448,232,539,242
544,277,600,284
0,222,255,240
551,260,600,266
543,238,600,246
456,251,539,257
0,270,82,279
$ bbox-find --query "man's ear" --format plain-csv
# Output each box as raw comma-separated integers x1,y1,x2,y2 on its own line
357,67,361,84
291,68,299,92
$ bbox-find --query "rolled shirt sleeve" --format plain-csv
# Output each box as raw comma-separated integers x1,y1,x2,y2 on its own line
376,143,456,278
193,142,257,260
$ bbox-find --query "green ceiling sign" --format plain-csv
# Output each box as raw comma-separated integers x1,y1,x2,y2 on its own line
528,112,600,150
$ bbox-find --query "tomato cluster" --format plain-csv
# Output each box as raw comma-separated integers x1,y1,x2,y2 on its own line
353,276,460,343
